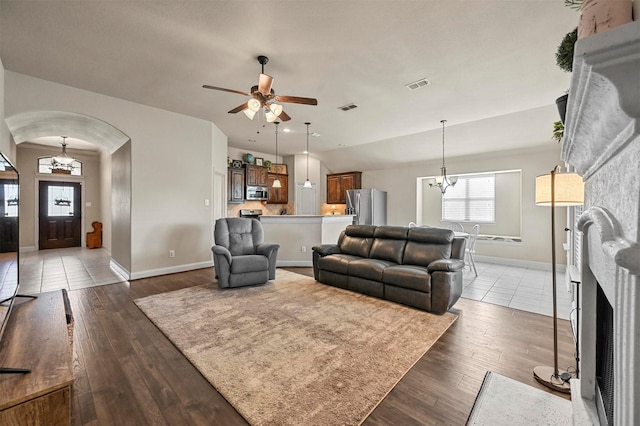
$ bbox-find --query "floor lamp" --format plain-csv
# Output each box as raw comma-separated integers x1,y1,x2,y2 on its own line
533,166,584,393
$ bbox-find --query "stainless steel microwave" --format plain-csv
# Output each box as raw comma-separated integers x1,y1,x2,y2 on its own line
246,185,269,200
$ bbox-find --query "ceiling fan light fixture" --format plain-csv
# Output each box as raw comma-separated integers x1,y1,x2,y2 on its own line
269,103,283,117
265,108,278,123
243,108,257,120
247,98,261,112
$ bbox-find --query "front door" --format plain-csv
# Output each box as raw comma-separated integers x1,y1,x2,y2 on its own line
39,181,82,250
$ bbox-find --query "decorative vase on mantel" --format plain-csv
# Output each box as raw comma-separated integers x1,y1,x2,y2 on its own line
578,0,633,39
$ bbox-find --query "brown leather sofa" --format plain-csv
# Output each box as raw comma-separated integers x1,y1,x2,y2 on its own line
312,225,466,314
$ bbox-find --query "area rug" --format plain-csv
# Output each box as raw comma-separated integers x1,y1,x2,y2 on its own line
134,269,457,425
466,371,572,425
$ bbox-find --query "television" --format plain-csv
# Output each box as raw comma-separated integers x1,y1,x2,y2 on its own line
0,151,26,373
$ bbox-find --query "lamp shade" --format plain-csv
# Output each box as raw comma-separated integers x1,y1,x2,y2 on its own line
535,172,584,206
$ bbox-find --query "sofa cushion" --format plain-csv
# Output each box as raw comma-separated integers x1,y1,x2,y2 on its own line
349,258,397,282
339,225,376,258
318,254,362,275
403,227,453,266
383,265,431,292
369,226,408,264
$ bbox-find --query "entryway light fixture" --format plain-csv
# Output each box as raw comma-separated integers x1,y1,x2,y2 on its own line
272,122,281,188
52,136,76,170
429,120,458,194
303,122,313,189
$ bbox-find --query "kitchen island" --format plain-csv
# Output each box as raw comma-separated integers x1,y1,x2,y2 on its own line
260,215,354,266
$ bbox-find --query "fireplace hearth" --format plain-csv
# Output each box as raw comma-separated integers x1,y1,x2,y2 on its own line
563,20,640,426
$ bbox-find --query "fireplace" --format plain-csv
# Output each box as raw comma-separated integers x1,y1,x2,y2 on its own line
562,20,640,426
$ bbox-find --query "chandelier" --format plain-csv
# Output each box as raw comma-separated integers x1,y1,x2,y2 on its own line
272,121,281,188
303,122,313,189
429,120,458,194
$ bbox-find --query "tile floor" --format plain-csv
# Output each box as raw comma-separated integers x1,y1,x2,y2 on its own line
18,247,127,295
17,248,573,320
461,260,573,320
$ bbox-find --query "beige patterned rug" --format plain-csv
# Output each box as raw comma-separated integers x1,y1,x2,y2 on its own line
134,270,457,425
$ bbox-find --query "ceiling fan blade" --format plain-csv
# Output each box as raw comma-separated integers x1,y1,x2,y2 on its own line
274,95,318,106
228,103,248,114
278,110,291,122
258,74,273,96
203,85,250,96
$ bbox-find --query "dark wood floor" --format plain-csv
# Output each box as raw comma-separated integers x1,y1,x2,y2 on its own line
68,267,575,425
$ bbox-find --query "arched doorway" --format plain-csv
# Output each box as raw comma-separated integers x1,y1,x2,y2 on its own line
5,110,132,275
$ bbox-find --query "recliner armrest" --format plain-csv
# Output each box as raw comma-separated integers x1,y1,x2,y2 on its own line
312,244,342,256
212,245,232,264
256,243,280,258
427,259,465,273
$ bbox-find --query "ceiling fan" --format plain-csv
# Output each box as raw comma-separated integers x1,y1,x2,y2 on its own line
203,55,317,122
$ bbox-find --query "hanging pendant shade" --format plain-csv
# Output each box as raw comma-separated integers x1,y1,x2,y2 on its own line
272,121,281,188
53,136,75,166
303,122,313,189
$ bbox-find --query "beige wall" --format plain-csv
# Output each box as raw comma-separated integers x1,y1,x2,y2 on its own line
15,143,102,249
421,169,522,237
362,144,569,265
111,142,131,272
5,71,224,278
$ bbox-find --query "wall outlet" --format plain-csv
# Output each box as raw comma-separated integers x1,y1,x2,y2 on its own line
300,246,307,253
169,250,175,258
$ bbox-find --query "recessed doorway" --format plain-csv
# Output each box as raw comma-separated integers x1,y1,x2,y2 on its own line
38,181,82,250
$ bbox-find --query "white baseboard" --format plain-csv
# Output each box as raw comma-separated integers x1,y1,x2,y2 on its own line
129,260,214,280
474,254,567,272
19,246,37,252
109,259,131,280
275,260,313,267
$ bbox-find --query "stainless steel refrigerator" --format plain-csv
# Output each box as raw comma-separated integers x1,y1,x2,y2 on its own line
346,189,387,225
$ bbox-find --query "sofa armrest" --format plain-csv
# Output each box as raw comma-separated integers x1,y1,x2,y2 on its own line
212,245,232,264
312,244,342,256
256,243,280,258
427,258,465,273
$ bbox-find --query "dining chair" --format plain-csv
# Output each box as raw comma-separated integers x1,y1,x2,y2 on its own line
449,222,464,232
466,224,480,276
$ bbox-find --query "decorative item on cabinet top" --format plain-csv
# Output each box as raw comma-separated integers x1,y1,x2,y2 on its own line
269,163,287,174
231,160,243,168
244,153,255,164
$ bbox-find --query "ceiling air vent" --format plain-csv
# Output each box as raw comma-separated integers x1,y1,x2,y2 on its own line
405,78,430,90
338,103,358,111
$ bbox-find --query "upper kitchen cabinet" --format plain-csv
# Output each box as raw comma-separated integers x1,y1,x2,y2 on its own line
267,173,288,204
228,167,245,203
327,171,361,204
245,164,269,186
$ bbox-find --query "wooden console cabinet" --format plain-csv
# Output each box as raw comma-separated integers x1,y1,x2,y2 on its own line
327,171,361,204
0,291,74,425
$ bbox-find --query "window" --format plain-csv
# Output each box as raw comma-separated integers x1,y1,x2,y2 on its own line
37,157,82,176
442,174,495,223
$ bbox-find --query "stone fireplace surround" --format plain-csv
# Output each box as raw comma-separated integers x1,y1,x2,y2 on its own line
562,21,640,426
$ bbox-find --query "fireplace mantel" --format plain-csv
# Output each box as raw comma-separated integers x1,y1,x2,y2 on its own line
562,20,640,426
562,21,640,180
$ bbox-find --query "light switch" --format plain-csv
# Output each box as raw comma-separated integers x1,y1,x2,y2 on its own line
85,202,92,207
204,199,210,206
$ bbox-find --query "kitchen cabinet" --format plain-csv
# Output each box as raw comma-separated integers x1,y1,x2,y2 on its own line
228,167,245,203
326,171,361,204
245,164,269,187
267,174,288,204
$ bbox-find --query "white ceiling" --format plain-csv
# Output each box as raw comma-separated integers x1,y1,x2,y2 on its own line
0,1,578,171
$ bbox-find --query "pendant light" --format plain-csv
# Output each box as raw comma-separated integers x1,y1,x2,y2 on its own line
272,121,282,188
303,122,313,189
429,120,458,194
52,136,76,170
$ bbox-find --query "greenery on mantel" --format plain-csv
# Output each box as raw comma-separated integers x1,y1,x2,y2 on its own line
556,28,578,72
553,121,565,143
